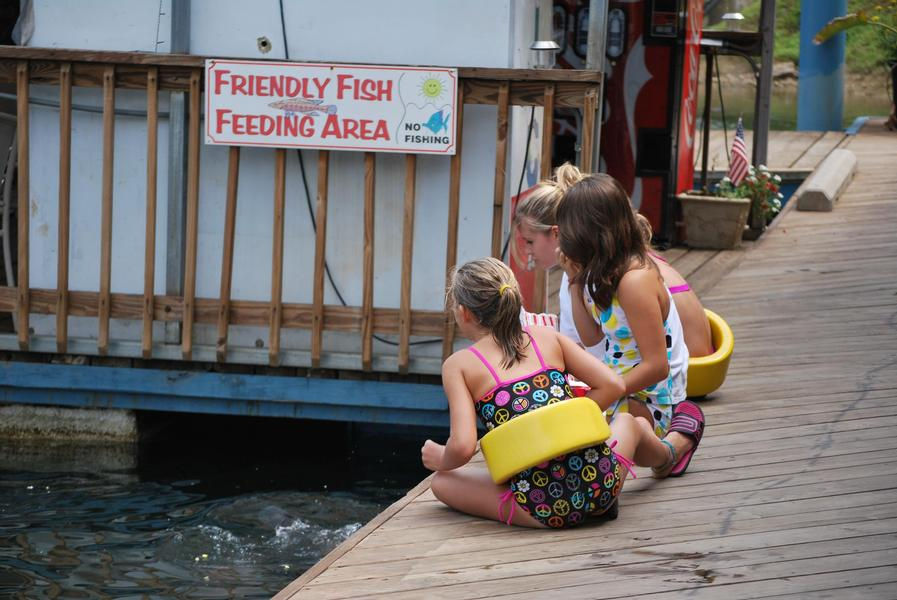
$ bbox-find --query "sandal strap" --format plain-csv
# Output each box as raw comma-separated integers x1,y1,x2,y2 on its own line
652,439,677,474
669,402,705,444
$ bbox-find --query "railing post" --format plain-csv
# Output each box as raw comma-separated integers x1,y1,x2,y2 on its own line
165,0,191,345
142,67,159,359
97,65,115,355
15,61,29,351
56,63,72,353
397,154,417,374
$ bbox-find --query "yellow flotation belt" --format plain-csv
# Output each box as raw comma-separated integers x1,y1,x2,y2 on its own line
479,395,611,484
686,309,734,397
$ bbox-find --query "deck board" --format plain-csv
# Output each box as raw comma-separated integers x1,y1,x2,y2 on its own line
277,121,897,599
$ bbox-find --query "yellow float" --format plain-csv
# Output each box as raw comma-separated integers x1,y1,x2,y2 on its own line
479,396,611,484
686,308,734,397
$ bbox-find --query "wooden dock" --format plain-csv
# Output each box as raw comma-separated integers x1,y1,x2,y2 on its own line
276,122,897,599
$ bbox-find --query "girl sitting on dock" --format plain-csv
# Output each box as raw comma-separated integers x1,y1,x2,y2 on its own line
515,163,713,359
556,173,704,476
421,257,679,528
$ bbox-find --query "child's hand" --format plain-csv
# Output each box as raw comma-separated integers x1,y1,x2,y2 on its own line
421,439,446,471
557,249,582,281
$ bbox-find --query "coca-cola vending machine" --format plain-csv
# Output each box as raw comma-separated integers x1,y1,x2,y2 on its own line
599,0,703,243
553,0,702,243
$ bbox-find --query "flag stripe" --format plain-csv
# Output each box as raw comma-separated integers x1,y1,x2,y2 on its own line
727,118,749,186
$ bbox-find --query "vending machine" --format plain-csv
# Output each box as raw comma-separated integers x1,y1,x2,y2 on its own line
553,0,702,242
598,0,703,243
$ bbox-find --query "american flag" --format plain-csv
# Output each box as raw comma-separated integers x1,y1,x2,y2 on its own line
727,117,749,186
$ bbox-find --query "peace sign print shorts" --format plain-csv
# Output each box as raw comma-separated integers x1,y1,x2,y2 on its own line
508,442,622,528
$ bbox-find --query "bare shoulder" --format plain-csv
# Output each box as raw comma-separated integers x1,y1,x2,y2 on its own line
442,349,470,375
526,325,564,365
527,324,560,344
618,263,663,299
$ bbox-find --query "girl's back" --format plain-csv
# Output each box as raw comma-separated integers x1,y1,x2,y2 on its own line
459,326,567,402
453,325,624,527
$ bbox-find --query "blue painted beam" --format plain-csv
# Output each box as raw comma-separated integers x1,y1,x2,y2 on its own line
0,362,449,427
798,0,847,131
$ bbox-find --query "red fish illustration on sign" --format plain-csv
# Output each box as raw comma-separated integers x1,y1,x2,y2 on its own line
268,98,338,117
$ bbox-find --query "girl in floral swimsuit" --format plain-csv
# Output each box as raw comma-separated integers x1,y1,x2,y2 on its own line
421,257,678,528
556,173,704,475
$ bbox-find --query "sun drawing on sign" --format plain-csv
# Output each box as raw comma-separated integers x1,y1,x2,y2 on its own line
418,75,447,102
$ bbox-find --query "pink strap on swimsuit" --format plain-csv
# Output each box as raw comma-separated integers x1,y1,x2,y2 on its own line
467,326,548,388
649,252,691,295
609,440,637,479
498,489,516,525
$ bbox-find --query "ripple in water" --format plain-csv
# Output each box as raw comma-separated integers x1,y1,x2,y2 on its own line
0,450,411,598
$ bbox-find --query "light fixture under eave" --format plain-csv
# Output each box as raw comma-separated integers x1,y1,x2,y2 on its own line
530,40,561,69
721,12,745,31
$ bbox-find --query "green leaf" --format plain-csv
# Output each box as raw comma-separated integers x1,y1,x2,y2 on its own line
813,12,869,45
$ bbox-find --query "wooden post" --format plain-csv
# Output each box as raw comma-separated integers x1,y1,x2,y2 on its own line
539,83,555,183
15,62,29,351
269,149,286,366
530,83,556,315
397,154,416,374
491,82,510,258
142,67,158,359
361,152,375,371
216,146,240,362
311,151,329,368
98,65,115,355
442,86,464,360
580,87,598,173
56,63,72,353
182,69,201,360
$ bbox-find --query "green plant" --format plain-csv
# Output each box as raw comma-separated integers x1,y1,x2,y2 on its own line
814,3,897,65
715,165,783,225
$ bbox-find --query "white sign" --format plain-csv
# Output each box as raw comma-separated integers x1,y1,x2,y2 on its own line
205,59,457,155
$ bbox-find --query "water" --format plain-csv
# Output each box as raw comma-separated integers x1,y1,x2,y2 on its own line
698,60,892,130
700,84,892,131
0,414,436,598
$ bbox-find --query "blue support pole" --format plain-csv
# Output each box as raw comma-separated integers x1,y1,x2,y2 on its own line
798,0,847,131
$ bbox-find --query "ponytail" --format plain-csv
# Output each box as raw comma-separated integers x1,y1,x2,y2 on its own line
448,257,526,368
513,162,586,230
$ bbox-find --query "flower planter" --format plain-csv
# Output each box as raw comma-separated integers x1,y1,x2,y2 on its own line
677,192,750,249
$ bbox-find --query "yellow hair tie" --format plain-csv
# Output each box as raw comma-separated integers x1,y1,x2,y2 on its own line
499,283,512,296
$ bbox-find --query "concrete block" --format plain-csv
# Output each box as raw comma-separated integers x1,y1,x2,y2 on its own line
796,148,858,211
0,405,137,442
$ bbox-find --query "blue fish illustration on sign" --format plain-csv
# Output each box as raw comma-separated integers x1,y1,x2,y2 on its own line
423,110,450,134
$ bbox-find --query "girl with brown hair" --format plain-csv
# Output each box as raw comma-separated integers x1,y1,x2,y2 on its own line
556,174,704,476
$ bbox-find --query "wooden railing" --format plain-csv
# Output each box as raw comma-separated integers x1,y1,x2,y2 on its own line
0,47,602,374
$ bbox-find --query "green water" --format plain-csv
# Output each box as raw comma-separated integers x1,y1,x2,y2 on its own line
697,73,892,130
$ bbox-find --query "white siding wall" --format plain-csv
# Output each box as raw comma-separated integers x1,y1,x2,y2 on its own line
24,0,547,367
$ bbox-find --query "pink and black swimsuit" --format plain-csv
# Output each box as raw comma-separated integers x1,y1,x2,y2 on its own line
469,327,625,528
